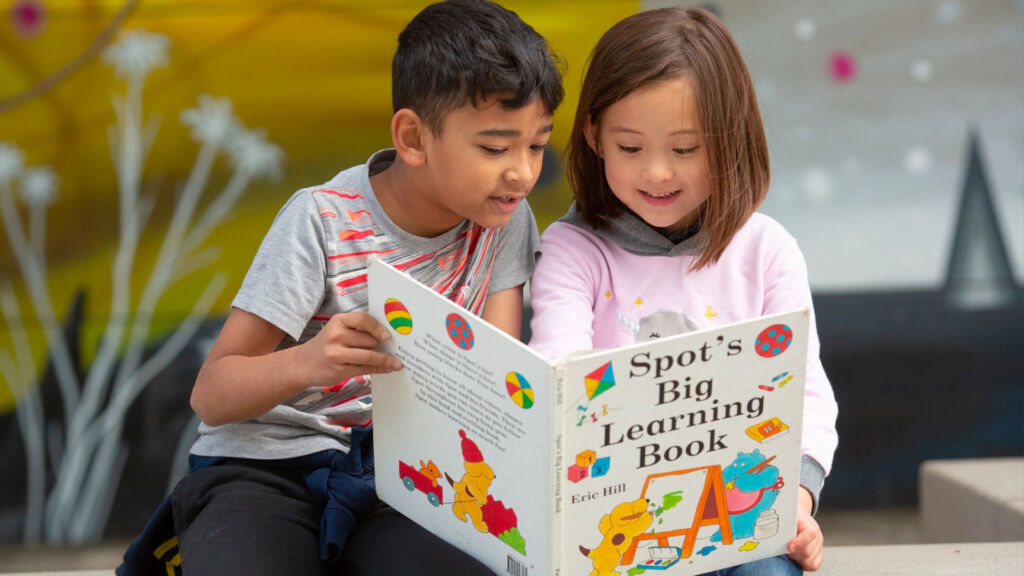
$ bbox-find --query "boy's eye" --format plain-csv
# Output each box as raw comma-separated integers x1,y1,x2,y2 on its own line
674,146,700,156
617,145,641,154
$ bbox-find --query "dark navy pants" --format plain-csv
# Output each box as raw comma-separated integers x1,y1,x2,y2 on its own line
119,427,493,576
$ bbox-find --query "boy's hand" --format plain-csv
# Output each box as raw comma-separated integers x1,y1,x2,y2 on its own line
787,486,823,571
298,311,403,386
192,309,403,427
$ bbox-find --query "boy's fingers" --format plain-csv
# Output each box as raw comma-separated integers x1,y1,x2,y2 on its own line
343,349,403,372
333,312,391,341
332,327,384,350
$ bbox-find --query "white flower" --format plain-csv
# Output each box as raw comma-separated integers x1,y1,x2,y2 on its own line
103,29,169,81
20,166,57,207
181,95,238,145
0,143,25,185
227,128,284,181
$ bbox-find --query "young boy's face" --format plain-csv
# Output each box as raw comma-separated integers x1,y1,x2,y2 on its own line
420,96,553,231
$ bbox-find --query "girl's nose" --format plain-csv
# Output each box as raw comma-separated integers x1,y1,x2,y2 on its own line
643,155,674,183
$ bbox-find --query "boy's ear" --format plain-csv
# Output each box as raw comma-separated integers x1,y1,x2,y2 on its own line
392,108,428,167
583,116,602,156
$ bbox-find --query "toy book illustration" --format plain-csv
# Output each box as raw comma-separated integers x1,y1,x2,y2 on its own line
368,258,809,576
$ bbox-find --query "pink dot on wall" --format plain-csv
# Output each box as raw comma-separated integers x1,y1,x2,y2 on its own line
828,51,856,83
11,0,45,37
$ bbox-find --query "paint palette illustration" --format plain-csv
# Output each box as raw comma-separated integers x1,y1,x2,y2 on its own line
636,546,682,570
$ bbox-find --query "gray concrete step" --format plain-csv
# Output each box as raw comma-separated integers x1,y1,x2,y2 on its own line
2,542,1023,576
920,457,1024,543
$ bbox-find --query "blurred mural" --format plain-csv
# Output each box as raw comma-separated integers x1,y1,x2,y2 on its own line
0,0,1020,546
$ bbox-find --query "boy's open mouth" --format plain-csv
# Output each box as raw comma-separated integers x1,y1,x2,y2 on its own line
491,195,522,212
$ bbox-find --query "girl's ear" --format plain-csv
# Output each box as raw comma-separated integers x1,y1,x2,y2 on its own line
392,108,427,167
583,116,602,157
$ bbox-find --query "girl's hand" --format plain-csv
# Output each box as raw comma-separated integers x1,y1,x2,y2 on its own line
787,486,824,571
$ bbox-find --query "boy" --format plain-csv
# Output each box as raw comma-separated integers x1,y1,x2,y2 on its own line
118,1,563,574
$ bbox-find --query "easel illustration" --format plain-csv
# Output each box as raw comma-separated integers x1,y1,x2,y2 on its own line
621,465,733,565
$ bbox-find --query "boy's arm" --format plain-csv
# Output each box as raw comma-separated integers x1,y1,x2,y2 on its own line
480,285,525,340
190,307,402,427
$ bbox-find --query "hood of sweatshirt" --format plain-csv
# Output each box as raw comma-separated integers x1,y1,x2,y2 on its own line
557,200,706,258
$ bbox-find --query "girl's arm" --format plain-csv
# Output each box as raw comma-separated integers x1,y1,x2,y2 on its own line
528,223,602,359
481,285,525,339
762,229,839,510
190,307,401,427
788,486,824,570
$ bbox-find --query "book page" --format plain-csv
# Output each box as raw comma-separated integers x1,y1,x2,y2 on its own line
558,310,808,575
368,259,556,576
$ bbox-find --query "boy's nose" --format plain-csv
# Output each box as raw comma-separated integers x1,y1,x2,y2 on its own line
504,158,535,187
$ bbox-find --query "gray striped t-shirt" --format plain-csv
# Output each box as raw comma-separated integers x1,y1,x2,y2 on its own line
190,149,540,460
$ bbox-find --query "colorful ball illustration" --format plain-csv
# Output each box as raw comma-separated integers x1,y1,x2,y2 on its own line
755,324,793,358
445,313,474,350
383,298,413,335
505,372,534,409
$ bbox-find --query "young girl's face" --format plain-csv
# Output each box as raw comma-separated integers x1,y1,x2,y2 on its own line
585,77,711,235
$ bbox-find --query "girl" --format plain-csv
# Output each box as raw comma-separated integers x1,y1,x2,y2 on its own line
529,7,838,574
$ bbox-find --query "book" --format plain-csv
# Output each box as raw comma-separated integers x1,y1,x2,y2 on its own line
367,258,808,576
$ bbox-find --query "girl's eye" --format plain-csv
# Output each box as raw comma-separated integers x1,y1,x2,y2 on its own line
481,146,506,156
617,145,641,154
530,143,550,154
674,146,700,156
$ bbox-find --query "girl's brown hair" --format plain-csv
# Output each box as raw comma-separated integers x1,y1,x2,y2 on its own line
566,6,769,269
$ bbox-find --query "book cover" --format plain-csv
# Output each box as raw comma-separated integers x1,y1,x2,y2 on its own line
368,258,808,576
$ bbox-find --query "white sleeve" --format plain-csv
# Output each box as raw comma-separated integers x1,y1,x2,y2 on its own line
763,232,839,475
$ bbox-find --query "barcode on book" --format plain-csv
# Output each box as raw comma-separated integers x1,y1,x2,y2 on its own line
507,555,528,576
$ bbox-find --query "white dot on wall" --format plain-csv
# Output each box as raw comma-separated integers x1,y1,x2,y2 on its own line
910,59,933,83
935,0,962,24
794,18,816,41
801,167,834,203
904,146,932,175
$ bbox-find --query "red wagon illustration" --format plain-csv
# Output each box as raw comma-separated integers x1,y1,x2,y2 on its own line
399,460,444,506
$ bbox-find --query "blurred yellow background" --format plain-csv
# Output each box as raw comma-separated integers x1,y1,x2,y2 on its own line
0,0,637,409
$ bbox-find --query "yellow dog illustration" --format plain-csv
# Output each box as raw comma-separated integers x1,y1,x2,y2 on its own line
579,498,653,576
445,430,495,533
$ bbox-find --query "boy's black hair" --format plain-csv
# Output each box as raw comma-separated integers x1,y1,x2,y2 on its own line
393,0,564,134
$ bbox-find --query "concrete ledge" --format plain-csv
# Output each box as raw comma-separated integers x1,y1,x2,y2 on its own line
2,543,1023,576
0,569,111,573
920,457,1024,543
818,542,1024,576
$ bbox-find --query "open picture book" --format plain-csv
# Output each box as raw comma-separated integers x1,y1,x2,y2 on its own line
367,258,808,576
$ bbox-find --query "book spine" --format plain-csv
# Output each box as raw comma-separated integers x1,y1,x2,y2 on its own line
550,364,565,575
